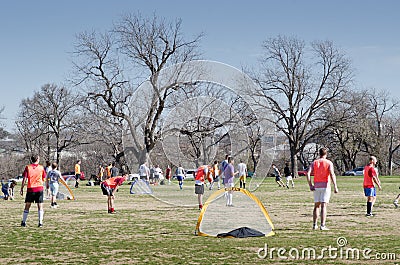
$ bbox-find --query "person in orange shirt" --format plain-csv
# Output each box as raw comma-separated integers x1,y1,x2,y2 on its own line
20,154,47,227
100,175,127,214
307,148,339,231
195,165,208,210
209,161,220,190
363,156,382,217
105,162,112,179
74,160,81,188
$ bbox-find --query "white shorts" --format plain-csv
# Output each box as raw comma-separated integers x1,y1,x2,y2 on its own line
286,176,293,181
50,183,59,196
313,188,331,203
224,182,234,188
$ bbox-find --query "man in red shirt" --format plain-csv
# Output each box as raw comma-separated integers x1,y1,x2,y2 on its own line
363,156,382,217
20,154,47,227
101,175,127,213
195,165,208,210
307,148,339,230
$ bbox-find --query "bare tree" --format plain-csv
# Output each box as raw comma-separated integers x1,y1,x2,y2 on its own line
15,84,81,165
363,89,399,174
72,13,202,167
255,36,353,176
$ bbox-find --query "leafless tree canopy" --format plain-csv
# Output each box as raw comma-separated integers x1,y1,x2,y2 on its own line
255,36,353,175
15,84,82,166
71,13,203,169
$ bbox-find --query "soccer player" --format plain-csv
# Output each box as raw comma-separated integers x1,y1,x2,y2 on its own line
97,164,105,182
306,148,339,230
165,165,172,184
20,154,47,227
138,162,150,182
175,165,185,190
209,161,220,190
2,180,17,200
220,154,230,184
153,165,162,184
46,162,62,208
195,165,207,210
100,175,127,214
74,160,82,188
363,156,382,216
105,162,112,179
271,164,285,188
110,162,119,178
223,157,238,206
284,162,294,189
237,160,248,189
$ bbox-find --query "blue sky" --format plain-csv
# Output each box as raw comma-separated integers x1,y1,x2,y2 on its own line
1,0,399,131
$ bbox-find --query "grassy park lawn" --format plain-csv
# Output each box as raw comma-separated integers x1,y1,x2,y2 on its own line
1,175,399,264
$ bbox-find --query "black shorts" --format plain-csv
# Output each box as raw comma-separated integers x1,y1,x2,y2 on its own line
25,191,44,203
101,183,114,196
75,174,81,180
195,184,204,195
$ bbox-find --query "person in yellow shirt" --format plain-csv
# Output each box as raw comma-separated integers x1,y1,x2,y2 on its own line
20,154,47,227
74,160,81,188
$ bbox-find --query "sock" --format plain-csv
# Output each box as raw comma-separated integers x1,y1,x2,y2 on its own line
22,210,29,223
243,183,246,189
38,210,44,224
228,193,233,205
367,202,372,214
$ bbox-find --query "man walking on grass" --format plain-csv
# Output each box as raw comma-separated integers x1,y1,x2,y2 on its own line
307,148,339,231
363,156,382,217
20,154,47,227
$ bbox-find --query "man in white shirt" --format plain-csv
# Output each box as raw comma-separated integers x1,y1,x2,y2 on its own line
237,160,248,189
139,162,150,182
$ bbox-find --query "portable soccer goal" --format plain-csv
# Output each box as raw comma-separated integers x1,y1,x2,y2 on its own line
195,187,274,237
130,179,153,194
57,177,75,200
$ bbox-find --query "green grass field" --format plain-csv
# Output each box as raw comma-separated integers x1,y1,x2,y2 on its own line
1,176,399,265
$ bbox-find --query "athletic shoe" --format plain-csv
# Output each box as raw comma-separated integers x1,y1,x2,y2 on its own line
312,224,318,230
38,223,43,228
394,201,398,208
286,185,289,189
366,213,373,217
21,221,26,227
320,226,329,231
